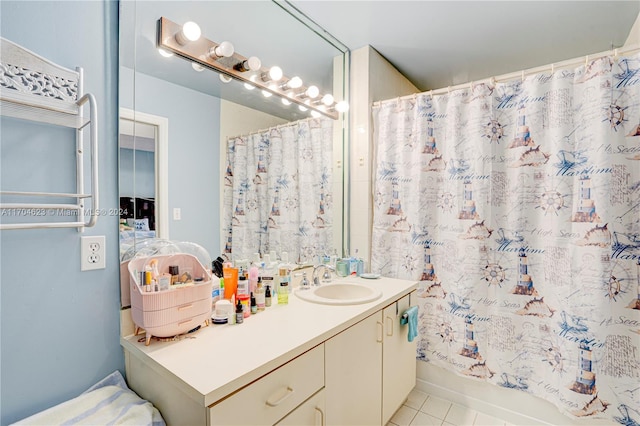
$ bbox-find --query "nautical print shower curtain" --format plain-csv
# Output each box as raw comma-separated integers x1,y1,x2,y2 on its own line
223,117,333,263
371,53,640,422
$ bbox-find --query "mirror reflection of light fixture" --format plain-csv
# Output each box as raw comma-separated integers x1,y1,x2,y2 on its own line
335,101,349,113
209,41,234,59
321,94,334,106
219,74,232,83
192,62,205,72
158,17,343,119
234,56,262,72
175,21,201,45
158,48,174,58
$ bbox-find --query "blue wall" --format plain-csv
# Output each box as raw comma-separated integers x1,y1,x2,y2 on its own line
0,1,121,424
120,67,221,257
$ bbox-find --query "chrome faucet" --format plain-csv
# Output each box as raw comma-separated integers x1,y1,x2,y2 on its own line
312,264,335,286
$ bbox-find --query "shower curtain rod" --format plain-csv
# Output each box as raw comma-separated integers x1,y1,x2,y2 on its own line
373,43,640,106
226,115,325,141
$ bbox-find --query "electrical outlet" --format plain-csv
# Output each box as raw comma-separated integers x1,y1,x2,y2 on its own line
81,235,106,271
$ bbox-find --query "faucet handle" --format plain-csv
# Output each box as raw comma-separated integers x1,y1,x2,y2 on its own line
295,271,311,290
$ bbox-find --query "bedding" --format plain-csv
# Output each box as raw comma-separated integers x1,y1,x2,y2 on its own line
13,371,165,425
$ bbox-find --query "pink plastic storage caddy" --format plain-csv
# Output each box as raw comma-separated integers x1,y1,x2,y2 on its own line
129,254,212,345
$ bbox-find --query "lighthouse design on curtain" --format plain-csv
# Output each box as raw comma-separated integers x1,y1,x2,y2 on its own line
371,53,640,423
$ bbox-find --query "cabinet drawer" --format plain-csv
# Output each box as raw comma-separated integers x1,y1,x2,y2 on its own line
209,344,324,425
276,389,325,426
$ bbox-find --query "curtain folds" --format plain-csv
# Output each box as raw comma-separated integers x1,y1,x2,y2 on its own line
371,53,640,422
223,117,333,263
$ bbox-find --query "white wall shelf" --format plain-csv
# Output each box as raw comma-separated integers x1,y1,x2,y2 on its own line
0,37,99,230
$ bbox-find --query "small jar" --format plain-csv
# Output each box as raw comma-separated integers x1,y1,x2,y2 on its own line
238,294,250,318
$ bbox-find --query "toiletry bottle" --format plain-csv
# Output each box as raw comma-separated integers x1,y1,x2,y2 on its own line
255,278,266,311
262,263,275,301
248,266,258,294
278,267,289,305
222,264,238,300
238,294,250,318
235,300,244,324
251,292,257,314
265,285,272,307
279,252,291,293
237,275,249,296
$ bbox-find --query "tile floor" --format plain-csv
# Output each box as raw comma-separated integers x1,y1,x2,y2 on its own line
388,388,510,426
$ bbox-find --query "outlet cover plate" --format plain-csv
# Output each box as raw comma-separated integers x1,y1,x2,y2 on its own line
81,235,106,271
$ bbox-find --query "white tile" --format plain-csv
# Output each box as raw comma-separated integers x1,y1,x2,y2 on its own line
444,404,477,425
390,405,418,426
420,395,452,420
410,411,443,426
405,388,429,410
474,412,505,426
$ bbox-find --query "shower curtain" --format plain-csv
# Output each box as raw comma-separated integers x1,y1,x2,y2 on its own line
371,53,640,422
223,117,333,263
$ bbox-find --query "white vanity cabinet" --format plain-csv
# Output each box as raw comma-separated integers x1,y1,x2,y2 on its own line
121,277,417,426
325,291,417,425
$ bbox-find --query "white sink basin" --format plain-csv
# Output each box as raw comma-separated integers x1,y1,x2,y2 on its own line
295,282,382,305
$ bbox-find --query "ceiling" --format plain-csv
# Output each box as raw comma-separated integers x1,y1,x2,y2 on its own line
292,0,639,91
121,1,639,119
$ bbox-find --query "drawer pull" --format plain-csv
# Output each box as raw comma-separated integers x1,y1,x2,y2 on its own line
265,386,294,407
178,304,193,311
178,319,193,326
386,316,394,336
315,407,324,426
376,321,383,343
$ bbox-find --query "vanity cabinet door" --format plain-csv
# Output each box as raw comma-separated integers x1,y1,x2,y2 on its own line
382,291,417,424
276,389,325,425
325,311,383,426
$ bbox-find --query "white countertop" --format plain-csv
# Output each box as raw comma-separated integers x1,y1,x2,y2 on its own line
121,275,417,407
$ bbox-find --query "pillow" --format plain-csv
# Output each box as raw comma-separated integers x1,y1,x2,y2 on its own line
13,371,165,425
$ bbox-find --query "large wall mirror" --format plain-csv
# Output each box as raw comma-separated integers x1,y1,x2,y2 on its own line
118,0,349,304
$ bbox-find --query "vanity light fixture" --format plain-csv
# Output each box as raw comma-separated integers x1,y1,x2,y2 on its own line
234,56,261,72
157,17,342,119
261,66,283,83
175,21,201,45
209,41,234,59
284,76,303,90
335,101,350,113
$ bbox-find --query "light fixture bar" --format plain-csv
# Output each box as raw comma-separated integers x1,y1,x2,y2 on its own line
157,17,338,120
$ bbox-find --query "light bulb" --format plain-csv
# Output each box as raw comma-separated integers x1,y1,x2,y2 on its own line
192,62,204,72
262,66,283,82
158,48,174,58
215,41,234,58
262,90,273,98
305,85,319,99
322,94,334,106
219,74,232,83
235,56,261,72
311,111,321,118
281,98,291,106
335,101,349,112
298,105,308,112
176,21,201,45
287,76,303,89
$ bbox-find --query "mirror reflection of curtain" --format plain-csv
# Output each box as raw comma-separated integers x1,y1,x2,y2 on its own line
371,53,640,423
223,118,333,263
